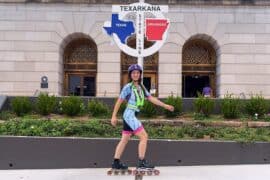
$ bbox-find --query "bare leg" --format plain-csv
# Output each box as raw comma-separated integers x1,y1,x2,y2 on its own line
114,133,132,159
135,129,148,160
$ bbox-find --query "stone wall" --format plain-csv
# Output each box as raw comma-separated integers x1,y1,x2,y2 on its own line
0,3,270,97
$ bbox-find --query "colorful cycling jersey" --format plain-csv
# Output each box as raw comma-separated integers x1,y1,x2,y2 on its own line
119,82,152,111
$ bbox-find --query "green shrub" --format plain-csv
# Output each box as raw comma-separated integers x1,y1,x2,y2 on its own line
245,94,269,119
140,100,157,118
194,93,214,117
163,95,182,118
61,96,83,116
221,94,241,119
0,111,16,121
0,118,121,137
88,100,110,117
193,112,207,120
11,97,32,116
36,93,57,116
263,114,270,122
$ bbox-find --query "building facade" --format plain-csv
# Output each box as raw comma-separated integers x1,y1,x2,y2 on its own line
0,0,270,98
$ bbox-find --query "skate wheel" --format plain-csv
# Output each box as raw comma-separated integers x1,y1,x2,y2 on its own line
154,170,160,175
133,170,139,175
147,171,152,175
140,170,145,175
121,170,125,175
114,171,119,175
128,169,132,175
107,170,112,175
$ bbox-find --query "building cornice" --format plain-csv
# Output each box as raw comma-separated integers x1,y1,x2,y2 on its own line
0,0,270,6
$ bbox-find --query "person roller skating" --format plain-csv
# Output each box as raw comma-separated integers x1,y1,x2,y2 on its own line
110,64,174,174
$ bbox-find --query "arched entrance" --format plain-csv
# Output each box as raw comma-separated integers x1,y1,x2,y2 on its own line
121,37,159,96
63,37,97,96
182,37,217,97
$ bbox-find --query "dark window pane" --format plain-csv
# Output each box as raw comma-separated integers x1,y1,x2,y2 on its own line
69,75,81,96
182,75,209,98
143,77,151,92
83,77,95,96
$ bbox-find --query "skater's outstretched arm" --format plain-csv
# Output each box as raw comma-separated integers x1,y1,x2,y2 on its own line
147,96,174,112
111,98,124,127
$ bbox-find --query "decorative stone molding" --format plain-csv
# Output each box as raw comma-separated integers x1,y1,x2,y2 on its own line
1,0,270,6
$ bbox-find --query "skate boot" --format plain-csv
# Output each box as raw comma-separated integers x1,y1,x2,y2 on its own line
111,159,128,170
108,159,131,175
137,159,155,169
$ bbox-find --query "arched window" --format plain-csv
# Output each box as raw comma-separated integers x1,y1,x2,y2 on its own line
63,38,97,96
182,38,217,97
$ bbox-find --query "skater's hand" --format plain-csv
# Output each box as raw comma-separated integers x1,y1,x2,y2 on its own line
111,116,117,127
164,104,174,112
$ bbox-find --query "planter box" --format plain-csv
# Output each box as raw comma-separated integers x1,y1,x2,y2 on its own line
0,136,269,170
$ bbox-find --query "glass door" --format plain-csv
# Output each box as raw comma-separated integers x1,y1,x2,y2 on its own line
66,74,96,96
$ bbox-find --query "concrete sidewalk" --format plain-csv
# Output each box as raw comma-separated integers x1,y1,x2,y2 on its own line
0,165,269,180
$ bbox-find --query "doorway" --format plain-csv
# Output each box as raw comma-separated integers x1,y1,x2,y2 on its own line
182,75,209,97
67,74,95,96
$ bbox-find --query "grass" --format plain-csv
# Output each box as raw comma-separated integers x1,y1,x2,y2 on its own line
0,117,270,143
